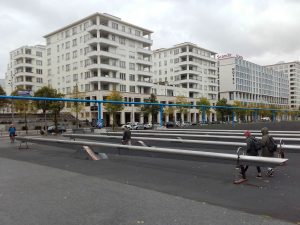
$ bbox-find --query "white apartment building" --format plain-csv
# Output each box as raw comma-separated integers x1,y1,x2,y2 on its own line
266,61,300,109
219,55,289,108
5,45,46,94
153,42,218,121
44,12,157,125
153,42,218,101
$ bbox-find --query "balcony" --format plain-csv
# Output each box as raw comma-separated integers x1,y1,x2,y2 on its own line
136,58,153,66
88,75,121,84
136,79,153,87
87,24,152,45
86,62,119,71
136,48,152,55
86,50,119,59
137,69,152,76
86,36,119,47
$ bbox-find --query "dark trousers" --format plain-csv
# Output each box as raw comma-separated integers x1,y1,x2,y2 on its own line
240,165,261,179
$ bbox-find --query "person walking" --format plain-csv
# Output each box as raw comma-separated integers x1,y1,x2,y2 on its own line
260,127,275,177
122,126,132,145
8,124,16,143
234,130,262,184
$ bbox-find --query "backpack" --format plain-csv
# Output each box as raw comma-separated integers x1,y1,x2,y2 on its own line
252,137,261,151
267,136,277,152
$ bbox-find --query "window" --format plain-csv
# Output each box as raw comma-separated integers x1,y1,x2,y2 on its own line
36,69,43,74
112,22,118,29
84,22,89,30
36,78,43,83
119,37,125,45
120,85,126,92
47,48,51,56
119,61,126,68
129,74,135,81
65,30,70,38
66,53,70,60
72,27,77,35
66,64,70,71
73,50,77,58
135,30,141,36
47,59,51,66
72,38,77,46
73,74,78,81
36,60,42,66
120,73,126,80
129,86,135,92
129,63,135,70
65,41,70,49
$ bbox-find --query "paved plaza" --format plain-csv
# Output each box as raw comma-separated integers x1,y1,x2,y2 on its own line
0,125,299,224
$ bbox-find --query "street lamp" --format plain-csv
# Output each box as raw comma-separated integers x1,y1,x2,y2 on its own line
8,78,15,124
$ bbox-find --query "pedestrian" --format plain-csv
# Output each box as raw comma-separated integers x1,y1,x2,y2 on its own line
122,126,131,145
8,124,16,143
234,130,262,184
260,127,275,177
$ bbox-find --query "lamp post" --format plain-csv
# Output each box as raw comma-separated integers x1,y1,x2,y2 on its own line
8,78,14,124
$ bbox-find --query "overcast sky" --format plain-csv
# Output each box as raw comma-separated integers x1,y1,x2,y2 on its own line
1,0,300,79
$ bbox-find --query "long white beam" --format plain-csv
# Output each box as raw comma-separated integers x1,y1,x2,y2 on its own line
131,130,300,137
161,129,300,134
63,134,300,150
16,136,288,167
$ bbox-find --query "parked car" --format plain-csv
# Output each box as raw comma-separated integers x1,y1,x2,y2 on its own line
132,123,145,130
144,123,153,129
261,117,271,122
121,123,132,129
47,125,66,133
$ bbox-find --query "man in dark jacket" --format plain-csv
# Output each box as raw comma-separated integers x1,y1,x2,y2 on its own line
234,130,262,184
122,127,131,145
261,127,274,176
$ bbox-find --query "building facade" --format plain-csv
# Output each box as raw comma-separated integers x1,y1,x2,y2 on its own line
5,45,46,94
218,56,289,109
265,61,300,110
153,42,218,101
44,12,153,97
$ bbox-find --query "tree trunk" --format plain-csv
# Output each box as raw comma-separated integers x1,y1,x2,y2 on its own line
54,112,58,133
112,112,116,131
24,111,28,135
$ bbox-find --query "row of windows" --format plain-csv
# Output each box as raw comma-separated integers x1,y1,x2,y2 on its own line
16,76,43,83
154,48,212,59
11,49,43,58
154,58,215,67
111,21,142,37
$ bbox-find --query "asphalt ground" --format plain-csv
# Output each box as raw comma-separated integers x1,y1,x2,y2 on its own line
1,130,300,225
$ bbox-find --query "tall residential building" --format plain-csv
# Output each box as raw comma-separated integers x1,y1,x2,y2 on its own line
5,45,46,94
44,12,157,124
153,42,218,101
44,12,153,96
265,61,300,109
218,55,289,108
